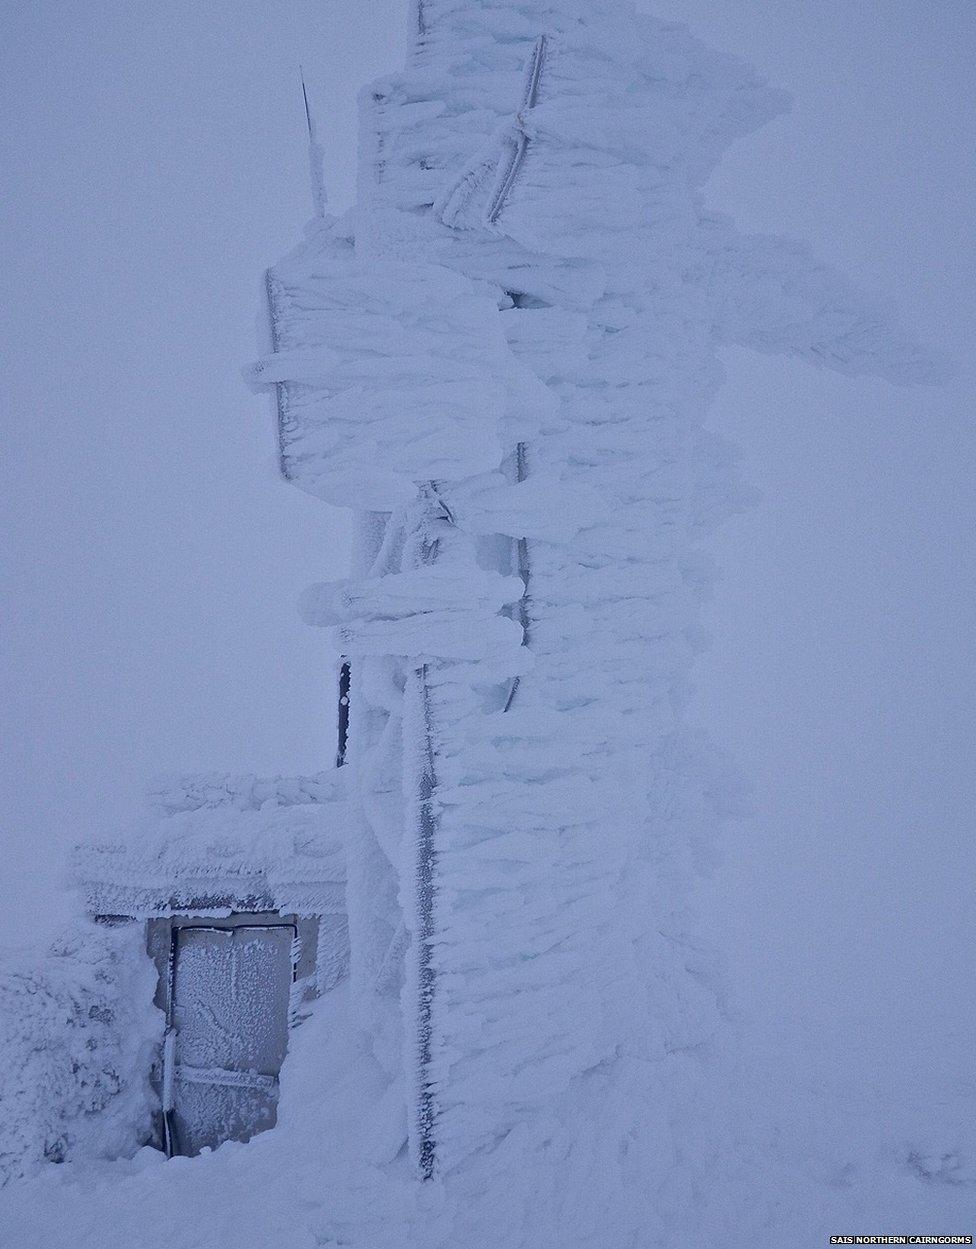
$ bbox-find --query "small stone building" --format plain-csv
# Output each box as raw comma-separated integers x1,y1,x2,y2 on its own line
74,772,348,1157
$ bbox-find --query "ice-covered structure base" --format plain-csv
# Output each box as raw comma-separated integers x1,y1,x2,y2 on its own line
1,982,973,1249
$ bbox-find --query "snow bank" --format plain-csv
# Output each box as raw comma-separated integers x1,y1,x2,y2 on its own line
0,989,972,1249
0,921,162,1187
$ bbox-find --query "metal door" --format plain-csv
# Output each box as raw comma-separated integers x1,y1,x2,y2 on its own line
164,922,295,1156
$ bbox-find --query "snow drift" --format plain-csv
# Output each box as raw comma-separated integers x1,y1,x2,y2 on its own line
0,922,161,1186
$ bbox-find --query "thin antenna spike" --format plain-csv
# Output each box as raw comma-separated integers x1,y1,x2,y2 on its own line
300,65,312,130
299,64,328,218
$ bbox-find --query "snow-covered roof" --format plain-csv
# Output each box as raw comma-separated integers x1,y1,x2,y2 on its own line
74,773,348,919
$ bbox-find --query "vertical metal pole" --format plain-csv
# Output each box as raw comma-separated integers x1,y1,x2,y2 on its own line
405,496,445,1179
504,441,532,712
161,922,179,1158
335,660,351,768
412,663,438,1180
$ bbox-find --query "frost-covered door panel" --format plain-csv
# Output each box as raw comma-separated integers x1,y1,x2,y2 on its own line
169,923,294,1156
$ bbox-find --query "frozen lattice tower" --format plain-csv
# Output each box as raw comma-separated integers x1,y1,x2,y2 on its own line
248,0,934,1239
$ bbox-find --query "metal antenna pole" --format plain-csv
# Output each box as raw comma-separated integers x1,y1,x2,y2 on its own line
299,65,328,217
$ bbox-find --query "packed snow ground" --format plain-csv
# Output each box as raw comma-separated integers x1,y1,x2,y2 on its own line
1,985,973,1248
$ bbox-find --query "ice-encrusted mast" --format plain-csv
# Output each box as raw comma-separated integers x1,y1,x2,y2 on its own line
252,0,936,1234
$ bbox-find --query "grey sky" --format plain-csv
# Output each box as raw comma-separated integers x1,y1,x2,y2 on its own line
653,0,976,1101
1,0,405,941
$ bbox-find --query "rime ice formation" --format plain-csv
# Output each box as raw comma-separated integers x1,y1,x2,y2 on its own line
251,1,944,1240
75,771,348,923
0,772,349,1188
0,4,959,1246
0,923,161,1186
